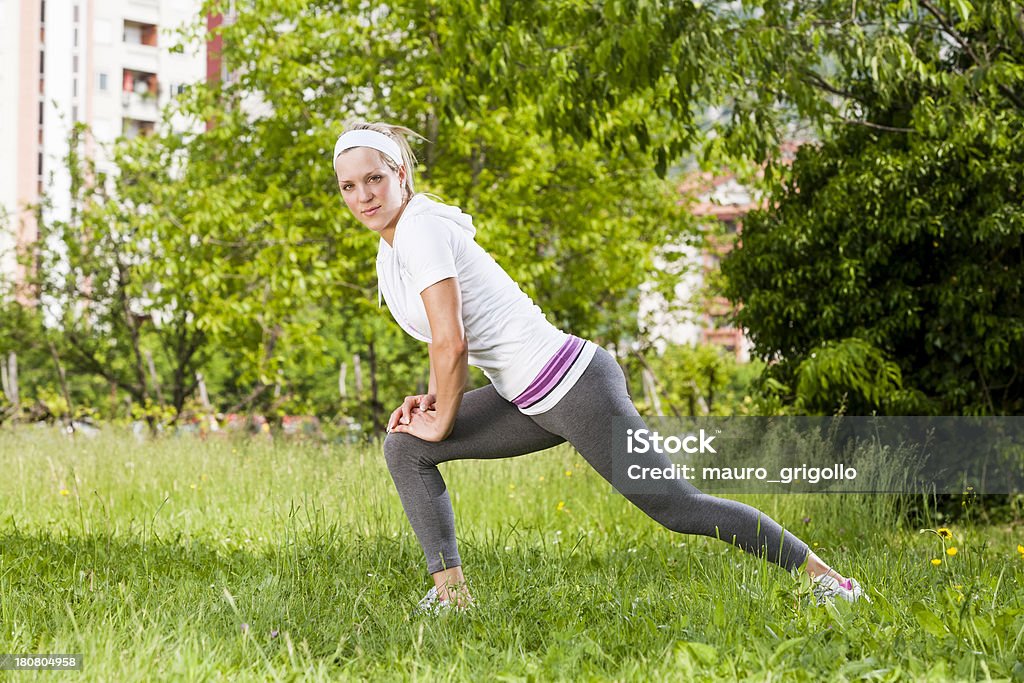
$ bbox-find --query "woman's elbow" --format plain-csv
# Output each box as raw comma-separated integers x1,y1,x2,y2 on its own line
432,336,469,359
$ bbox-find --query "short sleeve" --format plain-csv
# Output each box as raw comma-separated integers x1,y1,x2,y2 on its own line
397,217,460,294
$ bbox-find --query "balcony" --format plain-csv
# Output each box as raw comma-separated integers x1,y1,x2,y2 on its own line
123,118,156,140
122,69,160,121
123,20,158,47
121,92,160,122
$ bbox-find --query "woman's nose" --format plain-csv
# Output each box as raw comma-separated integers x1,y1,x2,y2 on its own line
359,185,374,202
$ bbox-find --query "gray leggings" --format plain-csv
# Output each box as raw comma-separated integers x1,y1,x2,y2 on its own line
383,346,810,574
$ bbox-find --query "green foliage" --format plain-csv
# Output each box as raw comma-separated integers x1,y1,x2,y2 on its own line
154,0,693,423
629,343,764,416
722,1,1024,415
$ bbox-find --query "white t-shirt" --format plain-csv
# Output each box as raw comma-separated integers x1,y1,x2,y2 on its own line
375,194,595,414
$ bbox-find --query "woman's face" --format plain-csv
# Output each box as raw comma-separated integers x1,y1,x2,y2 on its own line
334,147,407,237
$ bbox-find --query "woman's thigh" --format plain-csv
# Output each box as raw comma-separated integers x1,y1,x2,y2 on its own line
528,346,698,495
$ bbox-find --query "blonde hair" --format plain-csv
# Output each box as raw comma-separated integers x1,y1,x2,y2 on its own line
338,119,422,199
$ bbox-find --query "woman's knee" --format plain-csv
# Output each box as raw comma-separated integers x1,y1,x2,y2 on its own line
385,432,436,475
383,432,422,474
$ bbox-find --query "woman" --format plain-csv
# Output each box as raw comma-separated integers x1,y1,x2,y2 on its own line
332,121,868,611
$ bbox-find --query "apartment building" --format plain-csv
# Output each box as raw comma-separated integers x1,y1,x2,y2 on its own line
0,0,207,288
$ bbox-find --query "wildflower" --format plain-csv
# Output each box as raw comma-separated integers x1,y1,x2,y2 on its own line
937,528,952,539
240,623,249,634
538,476,545,482
270,629,279,639
190,483,197,490
1017,544,1024,556
565,469,573,477
59,489,70,496
802,516,811,524
931,559,941,566
946,547,957,557
556,501,566,512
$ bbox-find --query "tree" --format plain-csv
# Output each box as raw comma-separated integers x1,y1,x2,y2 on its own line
721,1,1024,415
155,0,696,424
16,127,212,424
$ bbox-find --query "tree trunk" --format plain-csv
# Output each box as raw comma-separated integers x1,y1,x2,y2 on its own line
48,341,74,427
145,350,164,407
7,352,19,412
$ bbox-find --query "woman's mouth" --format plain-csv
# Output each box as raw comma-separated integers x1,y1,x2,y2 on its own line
363,205,381,217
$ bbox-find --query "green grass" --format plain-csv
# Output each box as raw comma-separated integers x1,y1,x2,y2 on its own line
1,426,1022,681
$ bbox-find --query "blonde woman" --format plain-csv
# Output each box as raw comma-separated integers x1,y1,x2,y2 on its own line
332,121,868,611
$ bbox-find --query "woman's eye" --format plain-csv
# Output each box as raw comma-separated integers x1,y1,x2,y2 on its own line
369,175,381,182
341,184,353,191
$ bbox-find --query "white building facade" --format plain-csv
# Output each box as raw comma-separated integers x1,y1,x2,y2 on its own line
0,0,207,291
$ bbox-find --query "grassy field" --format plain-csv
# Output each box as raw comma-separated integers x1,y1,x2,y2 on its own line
1,426,1022,681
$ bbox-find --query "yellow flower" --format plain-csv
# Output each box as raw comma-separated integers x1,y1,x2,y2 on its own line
59,489,70,496
538,476,545,482
1017,544,1024,555
556,501,566,512
937,528,952,539
931,558,942,566
946,547,958,557
565,470,573,477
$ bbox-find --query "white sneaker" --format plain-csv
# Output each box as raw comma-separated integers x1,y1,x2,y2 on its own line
416,586,453,614
812,575,870,605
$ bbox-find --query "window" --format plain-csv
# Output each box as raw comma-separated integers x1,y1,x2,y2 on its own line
98,72,108,90
38,100,43,124
72,55,78,71
37,153,43,176
72,79,77,96
123,20,158,47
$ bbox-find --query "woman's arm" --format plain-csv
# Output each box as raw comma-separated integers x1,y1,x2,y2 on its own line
427,343,438,396
390,277,467,441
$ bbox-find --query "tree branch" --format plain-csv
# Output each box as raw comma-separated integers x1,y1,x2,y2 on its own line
799,70,869,103
841,118,917,133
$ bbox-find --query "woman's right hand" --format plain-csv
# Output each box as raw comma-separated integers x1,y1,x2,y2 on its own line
387,393,437,433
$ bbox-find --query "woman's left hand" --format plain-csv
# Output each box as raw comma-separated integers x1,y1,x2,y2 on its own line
388,407,452,442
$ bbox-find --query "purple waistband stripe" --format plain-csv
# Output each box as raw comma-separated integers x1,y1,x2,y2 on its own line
513,337,583,405
513,336,586,407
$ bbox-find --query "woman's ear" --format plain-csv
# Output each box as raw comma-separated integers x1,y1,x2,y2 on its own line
398,165,410,198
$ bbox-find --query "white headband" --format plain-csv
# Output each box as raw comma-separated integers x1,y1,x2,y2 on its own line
333,129,403,167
